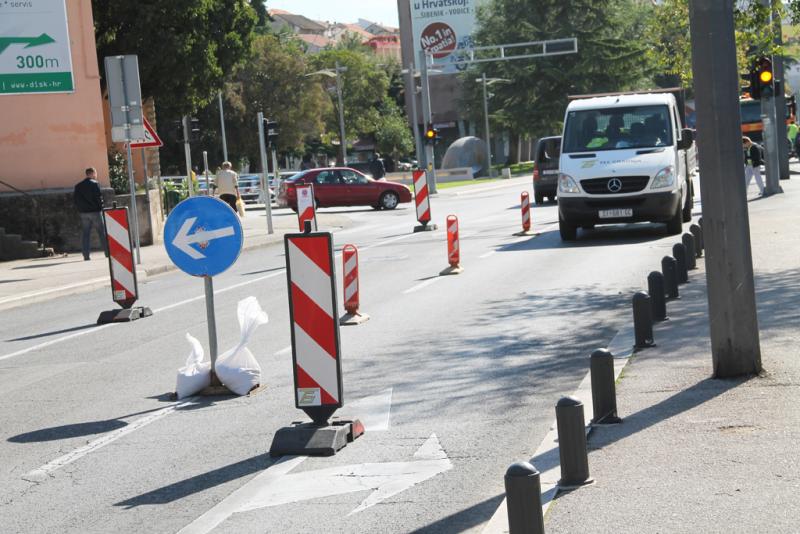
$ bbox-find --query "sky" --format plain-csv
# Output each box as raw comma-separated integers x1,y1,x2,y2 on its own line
266,0,400,27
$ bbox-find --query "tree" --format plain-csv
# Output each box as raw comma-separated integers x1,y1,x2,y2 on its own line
92,0,258,118
463,0,654,161
375,99,415,160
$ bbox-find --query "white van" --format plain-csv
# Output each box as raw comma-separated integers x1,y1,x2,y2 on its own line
556,91,696,241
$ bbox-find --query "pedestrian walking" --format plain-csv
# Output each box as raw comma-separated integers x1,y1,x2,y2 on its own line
215,161,239,211
73,167,107,261
743,136,765,196
369,152,386,180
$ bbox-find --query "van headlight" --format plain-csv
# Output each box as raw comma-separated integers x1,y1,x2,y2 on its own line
558,173,580,194
651,166,675,189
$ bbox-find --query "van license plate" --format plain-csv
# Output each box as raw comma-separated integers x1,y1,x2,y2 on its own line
599,209,633,219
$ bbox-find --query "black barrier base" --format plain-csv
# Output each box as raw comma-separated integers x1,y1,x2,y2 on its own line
339,312,370,326
413,223,438,233
269,419,364,457
96,306,153,324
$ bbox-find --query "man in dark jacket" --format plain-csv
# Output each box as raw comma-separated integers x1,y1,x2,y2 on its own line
742,137,765,196
368,153,386,180
73,167,107,260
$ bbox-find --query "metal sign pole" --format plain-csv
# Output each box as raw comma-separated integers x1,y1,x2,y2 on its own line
407,63,423,169
257,112,274,234
125,142,141,264
482,73,493,178
203,275,219,382
183,116,194,198
335,61,347,164
419,50,438,194
218,91,229,162
268,144,278,220
202,150,211,196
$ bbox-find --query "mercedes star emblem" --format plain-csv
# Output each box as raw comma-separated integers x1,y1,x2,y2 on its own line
607,178,623,193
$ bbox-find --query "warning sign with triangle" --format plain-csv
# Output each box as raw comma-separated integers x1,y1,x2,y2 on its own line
130,117,163,148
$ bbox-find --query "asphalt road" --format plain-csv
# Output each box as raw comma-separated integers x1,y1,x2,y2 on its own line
0,177,700,533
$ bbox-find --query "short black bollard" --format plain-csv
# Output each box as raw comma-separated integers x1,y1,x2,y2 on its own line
690,223,703,257
505,461,545,534
632,291,655,349
681,233,697,270
556,396,593,488
672,243,689,284
647,271,667,321
661,256,679,300
590,349,622,424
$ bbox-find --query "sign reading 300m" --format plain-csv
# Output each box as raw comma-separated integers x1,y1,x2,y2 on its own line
0,0,75,95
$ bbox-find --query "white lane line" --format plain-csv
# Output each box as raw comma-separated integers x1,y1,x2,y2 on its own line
273,345,292,357
479,250,497,259
403,277,442,295
22,397,201,483
480,326,636,534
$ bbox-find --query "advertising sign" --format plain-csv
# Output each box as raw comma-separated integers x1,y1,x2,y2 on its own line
410,0,484,73
0,0,75,95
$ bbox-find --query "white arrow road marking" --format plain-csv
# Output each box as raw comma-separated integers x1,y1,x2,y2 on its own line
342,388,392,432
178,434,451,534
172,217,236,260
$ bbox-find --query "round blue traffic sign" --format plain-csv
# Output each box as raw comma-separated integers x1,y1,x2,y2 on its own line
164,196,243,277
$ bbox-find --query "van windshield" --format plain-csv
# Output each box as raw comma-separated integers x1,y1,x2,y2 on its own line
563,105,673,153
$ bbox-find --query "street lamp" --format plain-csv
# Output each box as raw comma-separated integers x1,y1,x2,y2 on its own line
475,74,510,177
307,62,348,164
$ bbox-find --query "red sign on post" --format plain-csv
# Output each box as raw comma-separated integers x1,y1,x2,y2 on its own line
296,184,317,231
130,117,163,148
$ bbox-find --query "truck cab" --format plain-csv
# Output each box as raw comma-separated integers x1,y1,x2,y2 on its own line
557,91,696,241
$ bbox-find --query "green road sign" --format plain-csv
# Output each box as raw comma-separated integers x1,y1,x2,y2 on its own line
0,3,74,95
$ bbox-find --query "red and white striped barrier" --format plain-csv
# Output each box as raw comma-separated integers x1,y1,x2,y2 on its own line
296,184,317,231
521,191,531,232
412,170,436,231
440,214,463,275
340,244,369,325
97,206,152,323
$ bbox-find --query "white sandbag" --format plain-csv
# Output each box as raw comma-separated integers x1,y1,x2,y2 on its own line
176,333,211,399
216,296,268,395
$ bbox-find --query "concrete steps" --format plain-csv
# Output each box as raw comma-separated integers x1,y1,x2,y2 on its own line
0,227,52,261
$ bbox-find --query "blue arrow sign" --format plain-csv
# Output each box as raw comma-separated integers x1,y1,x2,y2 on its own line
164,197,243,277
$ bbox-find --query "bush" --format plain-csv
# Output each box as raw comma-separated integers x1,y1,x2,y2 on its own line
108,151,129,194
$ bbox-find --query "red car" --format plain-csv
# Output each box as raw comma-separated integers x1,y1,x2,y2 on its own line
278,167,413,210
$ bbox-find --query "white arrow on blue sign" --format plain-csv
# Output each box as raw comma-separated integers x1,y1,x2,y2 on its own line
164,197,243,277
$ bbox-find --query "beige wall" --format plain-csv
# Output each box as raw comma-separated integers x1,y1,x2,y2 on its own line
0,0,109,191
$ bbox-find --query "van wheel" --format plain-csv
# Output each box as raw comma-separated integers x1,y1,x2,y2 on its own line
535,192,545,205
667,202,683,235
682,180,693,222
559,214,577,241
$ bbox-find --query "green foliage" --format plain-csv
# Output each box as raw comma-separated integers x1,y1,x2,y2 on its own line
463,0,654,142
92,0,258,117
107,150,128,194
375,99,415,158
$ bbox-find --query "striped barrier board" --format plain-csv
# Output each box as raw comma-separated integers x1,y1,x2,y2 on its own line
97,206,151,323
296,184,317,232
413,170,431,225
285,231,343,424
521,191,531,232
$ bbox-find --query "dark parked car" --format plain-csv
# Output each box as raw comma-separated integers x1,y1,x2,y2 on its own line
277,167,412,211
533,136,561,204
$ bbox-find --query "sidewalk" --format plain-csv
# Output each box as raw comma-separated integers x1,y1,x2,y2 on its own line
0,207,352,312
544,181,800,532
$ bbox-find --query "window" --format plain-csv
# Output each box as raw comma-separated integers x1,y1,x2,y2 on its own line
315,171,340,185
563,105,674,153
341,170,368,185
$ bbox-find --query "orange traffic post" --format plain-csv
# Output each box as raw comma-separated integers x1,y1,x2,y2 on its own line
440,214,463,275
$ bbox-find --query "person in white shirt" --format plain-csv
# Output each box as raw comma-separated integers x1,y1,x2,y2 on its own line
215,161,239,211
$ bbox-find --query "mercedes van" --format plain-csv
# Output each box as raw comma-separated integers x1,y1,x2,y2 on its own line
556,90,696,241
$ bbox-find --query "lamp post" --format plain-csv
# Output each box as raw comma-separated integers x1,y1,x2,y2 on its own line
476,75,510,178
307,63,349,165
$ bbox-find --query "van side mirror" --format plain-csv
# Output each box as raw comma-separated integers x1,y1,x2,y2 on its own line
678,128,694,150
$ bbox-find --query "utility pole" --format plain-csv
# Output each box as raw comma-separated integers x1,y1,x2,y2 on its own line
419,49,438,194
218,91,228,162
406,64,423,169
481,73,493,177
688,0,761,377
335,61,347,165
257,112,274,235
769,0,790,181
182,115,194,198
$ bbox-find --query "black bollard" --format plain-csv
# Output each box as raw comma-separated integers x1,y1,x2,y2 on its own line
661,256,679,299
690,223,703,257
590,349,622,424
672,243,689,283
681,233,697,270
556,396,593,488
505,461,545,534
632,291,655,349
647,271,668,321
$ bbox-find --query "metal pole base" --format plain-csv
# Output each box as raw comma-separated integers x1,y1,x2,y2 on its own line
414,223,438,233
513,230,540,237
96,306,152,324
339,312,370,326
197,370,239,396
269,419,364,457
439,265,464,276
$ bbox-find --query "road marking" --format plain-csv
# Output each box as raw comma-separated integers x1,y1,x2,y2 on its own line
403,277,442,294
22,397,200,483
480,325,636,534
178,434,451,534
479,250,497,259
342,388,392,431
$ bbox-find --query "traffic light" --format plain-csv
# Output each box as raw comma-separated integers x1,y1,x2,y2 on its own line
189,118,201,141
265,120,279,141
748,57,774,100
424,126,439,145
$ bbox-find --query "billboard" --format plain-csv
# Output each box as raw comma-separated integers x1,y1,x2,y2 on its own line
0,0,75,95
410,0,483,73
